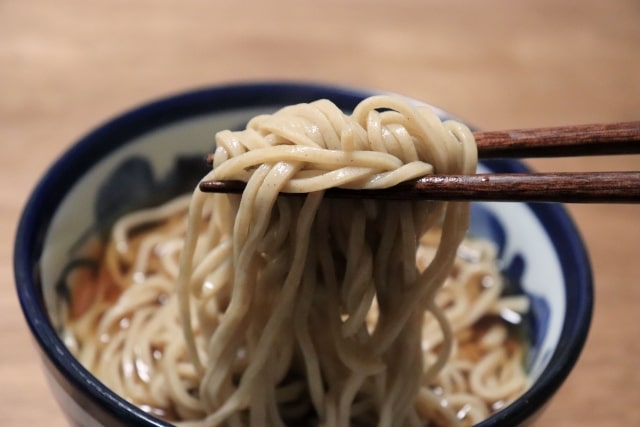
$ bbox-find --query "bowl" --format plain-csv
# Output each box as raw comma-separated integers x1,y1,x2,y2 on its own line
14,82,593,427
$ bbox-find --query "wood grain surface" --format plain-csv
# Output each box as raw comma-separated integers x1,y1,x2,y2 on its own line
1,1,639,426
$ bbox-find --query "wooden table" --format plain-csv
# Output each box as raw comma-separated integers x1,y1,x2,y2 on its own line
2,1,638,425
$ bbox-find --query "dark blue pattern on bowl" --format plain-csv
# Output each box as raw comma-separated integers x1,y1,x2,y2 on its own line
468,203,549,374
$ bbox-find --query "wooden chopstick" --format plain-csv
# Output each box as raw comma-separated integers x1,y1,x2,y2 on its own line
474,121,640,158
199,121,640,203
204,121,640,164
324,172,640,203
199,172,640,203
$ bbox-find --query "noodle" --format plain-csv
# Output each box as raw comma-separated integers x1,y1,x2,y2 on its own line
62,96,529,427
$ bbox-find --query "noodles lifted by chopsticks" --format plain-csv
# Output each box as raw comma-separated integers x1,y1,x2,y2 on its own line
64,96,529,427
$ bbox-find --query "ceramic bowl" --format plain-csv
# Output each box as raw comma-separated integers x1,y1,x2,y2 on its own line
14,82,592,426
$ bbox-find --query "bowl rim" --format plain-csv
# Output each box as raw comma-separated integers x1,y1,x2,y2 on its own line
14,81,593,426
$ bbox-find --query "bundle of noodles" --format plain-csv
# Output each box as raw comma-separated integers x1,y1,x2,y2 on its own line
177,95,478,426
64,95,530,427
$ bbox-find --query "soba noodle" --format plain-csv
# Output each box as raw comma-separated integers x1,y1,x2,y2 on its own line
62,96,530,427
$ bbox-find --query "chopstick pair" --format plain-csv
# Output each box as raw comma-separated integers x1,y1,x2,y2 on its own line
199,122,640,203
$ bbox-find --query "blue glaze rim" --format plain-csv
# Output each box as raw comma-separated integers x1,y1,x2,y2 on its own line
14,82,593,426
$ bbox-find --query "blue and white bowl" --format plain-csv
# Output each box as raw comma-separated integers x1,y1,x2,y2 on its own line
14,82,593,426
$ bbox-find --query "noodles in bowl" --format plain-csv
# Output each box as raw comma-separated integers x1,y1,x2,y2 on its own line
59,96,529,426
16,82,591,427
